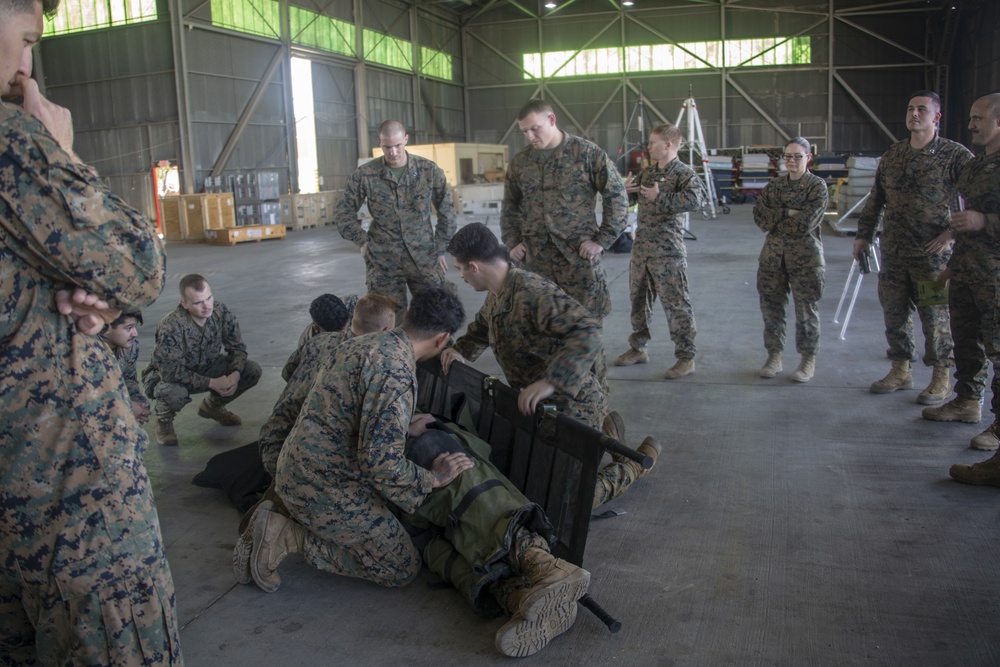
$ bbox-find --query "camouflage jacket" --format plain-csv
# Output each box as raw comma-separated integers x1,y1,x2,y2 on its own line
633,158,708,259
102,338,148,408
282,322,322,382
452,266,602,398
144,301,249,391
260,330,348,474
276,329,434,512
857,135,973,256
949,150,1000,280
335,154,456,266
0,103,166,578
753,172,829,268
501,133,627,262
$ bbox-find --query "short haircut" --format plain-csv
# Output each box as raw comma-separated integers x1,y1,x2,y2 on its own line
378,120,406,139
110,311,143,328
403,287,465,341
976,92,1000,118
352,294,397,334
179,273,207,297
446,222,509,265
651,123,683,147
0,0,60,19
517,99,554,121
786,136,811,153
309,294,348,332
909,90,941,112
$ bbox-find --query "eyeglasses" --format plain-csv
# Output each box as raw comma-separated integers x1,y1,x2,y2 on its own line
782,154,807,161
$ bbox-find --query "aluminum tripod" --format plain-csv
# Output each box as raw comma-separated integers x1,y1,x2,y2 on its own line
674,92,718,220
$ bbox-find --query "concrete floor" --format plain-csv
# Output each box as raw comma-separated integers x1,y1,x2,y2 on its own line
136,207,1000,666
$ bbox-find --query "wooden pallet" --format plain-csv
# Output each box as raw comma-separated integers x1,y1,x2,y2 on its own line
204,224,286,245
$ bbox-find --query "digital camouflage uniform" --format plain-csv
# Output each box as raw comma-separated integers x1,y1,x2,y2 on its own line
753,172,829,356
501,133,627,320
624,158,707,360
0,104,181,664
260,331,349,475
281,323,323,382
451,266,642,507
275,329,435,586
335,155,456,320
105,337,149,412
282,294,359,382
947,151,1000,413
142,302,262,421
857,136,973,365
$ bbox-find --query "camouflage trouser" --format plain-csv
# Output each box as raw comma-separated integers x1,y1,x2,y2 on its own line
757,256,824,355
550,382,644,508
626,249,696,360
279,487,421,588
365,247,455,323
949,277,999,414
523,242,611,321
148,357,262,421
0,530,182,666
876,252,952,366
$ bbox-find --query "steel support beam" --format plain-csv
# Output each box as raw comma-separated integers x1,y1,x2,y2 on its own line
725,74,790,141
210,47,284,177
169,0,195,193
833,70,898,143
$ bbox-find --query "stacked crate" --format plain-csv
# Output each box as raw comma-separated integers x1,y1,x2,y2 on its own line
160,194,236,242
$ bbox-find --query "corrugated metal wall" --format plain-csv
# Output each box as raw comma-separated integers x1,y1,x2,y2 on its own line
40,20,179,218
184,31,290,193
463,0,943,160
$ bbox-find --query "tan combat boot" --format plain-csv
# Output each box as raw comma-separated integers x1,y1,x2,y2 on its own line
601,411,626,444
789,355,816,383
250,503,306,593
613,348,648,366
494,601,579,658
198,397,242,425
970,420,1000,451
869,360,913,394
506,547,590,623
949,450,1000,487
921,396,981,423
917,365,952,405
664,358,695,380
759,352,782,378
155,419,178,447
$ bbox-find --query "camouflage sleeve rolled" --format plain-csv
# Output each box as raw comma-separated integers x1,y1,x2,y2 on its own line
119,339,147,406
592,151,628,249
500,161,525,249
335,168,369,247
0,107,165,309
856,159,888,243
431,163,456,255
